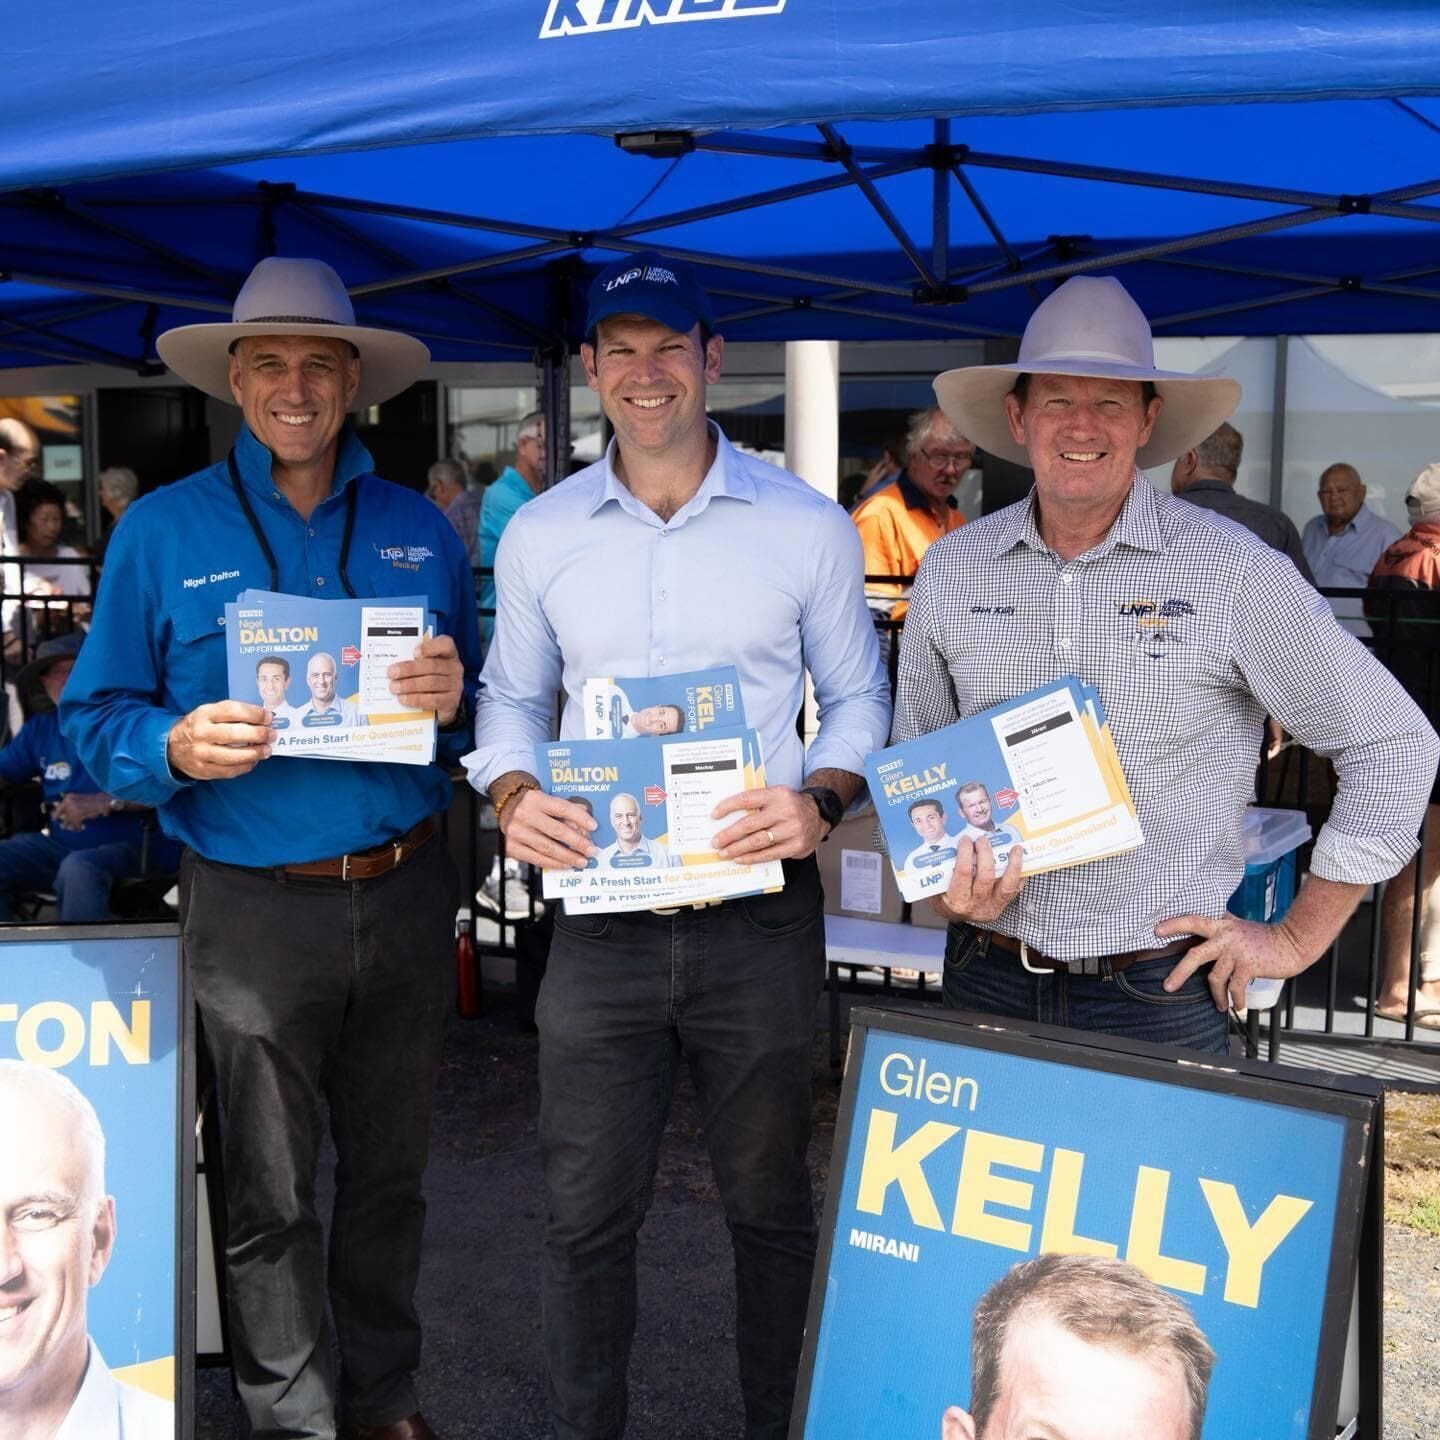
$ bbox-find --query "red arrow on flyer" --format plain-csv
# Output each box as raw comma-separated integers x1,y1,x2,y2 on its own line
341,646,362,667
644,785,667,806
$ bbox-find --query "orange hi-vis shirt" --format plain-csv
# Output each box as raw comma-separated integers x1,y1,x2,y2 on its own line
852,471,965,618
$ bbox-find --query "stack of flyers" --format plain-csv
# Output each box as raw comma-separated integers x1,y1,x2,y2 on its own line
582,666,743,739
865,677,1142,903
224,590,438,766
538,723,784,914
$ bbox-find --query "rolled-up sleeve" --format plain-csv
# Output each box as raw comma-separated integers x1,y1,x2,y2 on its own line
1234,549,1440,883
800,506,892,778
59,514,191,807
463,512,564,792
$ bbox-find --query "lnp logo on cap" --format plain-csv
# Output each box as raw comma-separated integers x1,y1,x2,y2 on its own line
541,0,786,40
605,263,679,292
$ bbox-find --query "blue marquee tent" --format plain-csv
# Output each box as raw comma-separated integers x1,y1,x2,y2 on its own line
3,1,1440,372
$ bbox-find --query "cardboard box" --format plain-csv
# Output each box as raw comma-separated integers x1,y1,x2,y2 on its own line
817,815,904,922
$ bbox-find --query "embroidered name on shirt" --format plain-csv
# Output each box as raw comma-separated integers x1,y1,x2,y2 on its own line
969,605,1016,616
182,569,241,591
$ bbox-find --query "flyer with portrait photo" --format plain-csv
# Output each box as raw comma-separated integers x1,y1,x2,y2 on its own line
866,677,1142,902
537,726,785,912
581,665,745,740
224,589,437,765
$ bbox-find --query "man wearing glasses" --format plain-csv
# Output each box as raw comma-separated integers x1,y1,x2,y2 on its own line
0,417,41,554
852,406,972,625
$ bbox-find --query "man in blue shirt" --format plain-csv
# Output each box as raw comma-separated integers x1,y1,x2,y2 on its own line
62,257,481,1440
466,252,890,1440
1302,463,1401,631
477,410,545,646
0,634,178,921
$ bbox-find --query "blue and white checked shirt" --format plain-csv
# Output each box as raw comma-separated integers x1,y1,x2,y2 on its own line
894,476,1439,960
465,425,891,794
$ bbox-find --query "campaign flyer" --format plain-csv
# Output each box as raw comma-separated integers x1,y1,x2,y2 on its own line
0,931,182,1429
225,590,437,765
866,678,1141,902
537,727,785,912
581,666,745,740
797,1013,1368,1440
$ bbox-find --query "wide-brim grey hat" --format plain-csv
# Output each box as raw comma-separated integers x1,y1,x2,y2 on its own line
157,257,430,412
932,276,1240,469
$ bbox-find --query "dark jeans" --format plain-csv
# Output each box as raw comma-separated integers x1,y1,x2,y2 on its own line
0,831,155,921
180,837,457,1439
942,924,1230,1054
537,856,826,1440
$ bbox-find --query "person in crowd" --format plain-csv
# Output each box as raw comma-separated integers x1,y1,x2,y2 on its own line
61,255,482,1440
904,797,961,871
595,791,675,869
0,416,39,554
16,479,92,600
1169,422,1312,581
466,250,890,1440
1367,459,1440,1028
0,1059,175,1440
845,433,907,512
0,634,178,921
896,274,1437,1055
852,406,970,623
92,465,141,564
426,458,482,566
940,1255,1214,1440
478,411,546,646
1302,463,1401,630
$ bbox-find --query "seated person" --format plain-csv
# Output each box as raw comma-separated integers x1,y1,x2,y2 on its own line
0,635,180,921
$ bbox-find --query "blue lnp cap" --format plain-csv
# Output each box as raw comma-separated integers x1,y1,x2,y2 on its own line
585,251,716,339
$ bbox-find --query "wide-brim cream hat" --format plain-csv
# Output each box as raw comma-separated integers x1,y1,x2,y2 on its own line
933,276,1240,469
157,257,430,412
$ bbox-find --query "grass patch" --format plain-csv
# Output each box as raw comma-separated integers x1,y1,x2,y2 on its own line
1384,1090,1440,1235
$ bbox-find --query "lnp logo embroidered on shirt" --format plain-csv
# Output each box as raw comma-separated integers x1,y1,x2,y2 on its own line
376,543,435,573
540,0,786,41
1119,598,1194,660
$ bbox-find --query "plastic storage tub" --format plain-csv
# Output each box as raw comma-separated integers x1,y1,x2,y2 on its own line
1226,806,1313,1010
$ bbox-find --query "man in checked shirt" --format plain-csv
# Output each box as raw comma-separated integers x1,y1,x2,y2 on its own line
896,275,1439,1054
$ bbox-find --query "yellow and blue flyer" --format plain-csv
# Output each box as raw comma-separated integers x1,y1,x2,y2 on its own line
866,677,1141,902
224,589,437,765
581,665,744,739
537,726,785,912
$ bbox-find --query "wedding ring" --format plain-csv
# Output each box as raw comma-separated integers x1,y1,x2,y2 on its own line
766,829,776,845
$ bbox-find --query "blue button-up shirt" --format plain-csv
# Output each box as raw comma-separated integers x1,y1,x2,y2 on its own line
61,424,482,866
1302,504,1403,633
465,426,891,794
478,465,540,644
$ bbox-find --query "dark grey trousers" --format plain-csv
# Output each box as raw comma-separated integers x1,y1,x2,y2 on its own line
180,837,457,1439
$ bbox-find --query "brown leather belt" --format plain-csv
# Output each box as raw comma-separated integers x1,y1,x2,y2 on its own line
281,817,435,882
969,926,1195,978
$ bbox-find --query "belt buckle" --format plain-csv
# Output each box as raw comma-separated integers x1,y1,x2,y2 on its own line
341,853,352,882
1019,940,1048,975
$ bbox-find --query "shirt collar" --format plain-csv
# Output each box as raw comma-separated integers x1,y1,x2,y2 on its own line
588,422,755,524
987,472,1162,561
233,422,374,506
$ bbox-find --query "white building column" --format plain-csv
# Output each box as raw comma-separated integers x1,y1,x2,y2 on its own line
783,340,840,499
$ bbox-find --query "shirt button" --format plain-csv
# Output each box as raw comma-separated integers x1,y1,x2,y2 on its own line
1058,638,1071,650
1061,573,1074,585
658,590,668,600
308,528,316,537
316,576,326,587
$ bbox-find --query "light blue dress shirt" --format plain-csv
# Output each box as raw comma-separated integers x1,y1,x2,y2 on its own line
465,425,891,795
1302,504,1402,633
478,464,539,644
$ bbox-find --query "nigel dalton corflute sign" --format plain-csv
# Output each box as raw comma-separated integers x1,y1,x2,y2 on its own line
792,1009,1379,1440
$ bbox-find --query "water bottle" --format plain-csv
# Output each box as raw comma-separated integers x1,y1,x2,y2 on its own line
455,911,480,1018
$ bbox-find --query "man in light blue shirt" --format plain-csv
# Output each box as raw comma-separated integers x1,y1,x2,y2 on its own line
1302,463,1401,631
465,251,890,1440
477,410,545,645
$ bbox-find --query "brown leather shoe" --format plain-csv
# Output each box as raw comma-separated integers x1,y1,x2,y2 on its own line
337,1413,438,1440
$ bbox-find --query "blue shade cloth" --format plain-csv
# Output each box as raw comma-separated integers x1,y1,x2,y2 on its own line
466,424,892,793
60,424,483,867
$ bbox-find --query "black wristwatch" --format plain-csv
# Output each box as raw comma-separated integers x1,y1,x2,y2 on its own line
801,785,845,838
438,694,470,734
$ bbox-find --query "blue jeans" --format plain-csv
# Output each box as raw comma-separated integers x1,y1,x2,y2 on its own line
941,924,1230,1055
537,857,826,1440
0,831,154,921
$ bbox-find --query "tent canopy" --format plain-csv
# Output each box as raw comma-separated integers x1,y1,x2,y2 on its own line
5,2,1440,372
